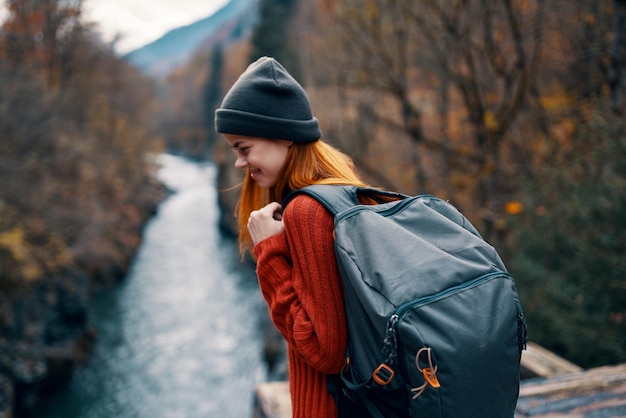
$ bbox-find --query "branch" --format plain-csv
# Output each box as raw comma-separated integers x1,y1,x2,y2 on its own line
493,0,530,138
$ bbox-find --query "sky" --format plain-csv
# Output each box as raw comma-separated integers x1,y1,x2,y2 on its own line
83,0,229,53
0,0,229,54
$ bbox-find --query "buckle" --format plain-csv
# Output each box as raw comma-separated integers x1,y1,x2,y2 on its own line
372,363,395,385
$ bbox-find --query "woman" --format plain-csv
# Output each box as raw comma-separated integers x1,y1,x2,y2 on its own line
215,56,368,418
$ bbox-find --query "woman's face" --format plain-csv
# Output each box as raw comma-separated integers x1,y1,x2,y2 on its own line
225,134,292,189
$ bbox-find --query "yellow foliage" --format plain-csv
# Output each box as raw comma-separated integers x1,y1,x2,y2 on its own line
505,201,524,215
540,94,574,113
366,0,379,20
0,227,42,281
484,111,498,130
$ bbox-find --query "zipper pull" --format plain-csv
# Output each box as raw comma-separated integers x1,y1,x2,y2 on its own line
382,314,399,364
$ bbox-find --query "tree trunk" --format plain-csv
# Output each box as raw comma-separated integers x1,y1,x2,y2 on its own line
609,0,626,115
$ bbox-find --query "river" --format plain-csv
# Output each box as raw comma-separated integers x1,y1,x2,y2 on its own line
34,154,268,418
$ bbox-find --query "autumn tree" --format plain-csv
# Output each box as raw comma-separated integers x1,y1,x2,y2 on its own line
1,2,164,412
2,0,85,88
308,0,543,240
1,0,164,289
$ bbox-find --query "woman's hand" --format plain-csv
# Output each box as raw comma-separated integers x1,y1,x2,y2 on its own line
248,202,284,245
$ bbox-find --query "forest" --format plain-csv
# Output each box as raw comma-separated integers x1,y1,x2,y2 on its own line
1,0,625,415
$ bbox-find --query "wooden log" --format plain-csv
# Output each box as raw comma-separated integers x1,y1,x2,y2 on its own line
252,381,291,418
521,341,583,378
516,363,626,417
519,363,626,398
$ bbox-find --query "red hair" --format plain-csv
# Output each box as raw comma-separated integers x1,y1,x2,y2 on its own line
234,140,367,256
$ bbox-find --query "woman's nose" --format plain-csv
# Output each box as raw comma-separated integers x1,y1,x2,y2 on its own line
234,155,247,169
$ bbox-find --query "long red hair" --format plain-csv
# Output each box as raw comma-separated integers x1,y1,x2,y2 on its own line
234,140,367,256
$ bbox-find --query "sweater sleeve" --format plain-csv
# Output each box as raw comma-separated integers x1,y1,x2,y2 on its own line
253,195,347,374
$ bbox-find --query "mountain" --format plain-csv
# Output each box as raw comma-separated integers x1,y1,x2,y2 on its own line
124,0,258,77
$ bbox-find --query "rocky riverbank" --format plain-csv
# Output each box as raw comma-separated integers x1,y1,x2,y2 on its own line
0,276,96,417
0,179,167,418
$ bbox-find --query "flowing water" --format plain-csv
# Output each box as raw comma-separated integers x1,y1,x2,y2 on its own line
35,154,267,418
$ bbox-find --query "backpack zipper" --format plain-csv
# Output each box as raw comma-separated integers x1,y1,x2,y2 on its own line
382,271,513,359
338,194,440,221
395,271,512,318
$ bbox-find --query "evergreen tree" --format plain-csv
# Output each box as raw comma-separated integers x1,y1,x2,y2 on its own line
507,112,626,368
204,45,224,147
249,0,302,82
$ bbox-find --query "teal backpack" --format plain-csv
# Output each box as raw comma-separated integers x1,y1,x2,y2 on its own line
284,185,528,418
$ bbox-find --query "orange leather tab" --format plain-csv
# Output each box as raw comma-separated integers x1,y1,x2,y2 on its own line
422,368,441,388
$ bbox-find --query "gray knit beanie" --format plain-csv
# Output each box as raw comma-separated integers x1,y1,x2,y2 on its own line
215,57,321,143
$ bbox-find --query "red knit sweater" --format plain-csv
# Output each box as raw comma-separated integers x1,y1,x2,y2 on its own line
254,195,347,418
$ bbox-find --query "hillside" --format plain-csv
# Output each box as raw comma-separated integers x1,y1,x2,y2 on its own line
124,0,258,77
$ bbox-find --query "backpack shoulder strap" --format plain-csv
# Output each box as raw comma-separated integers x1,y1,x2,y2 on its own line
282,185,409,216
282,185,358,216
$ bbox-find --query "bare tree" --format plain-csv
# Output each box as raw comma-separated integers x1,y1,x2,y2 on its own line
322,0,542,236
609,0,626,114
